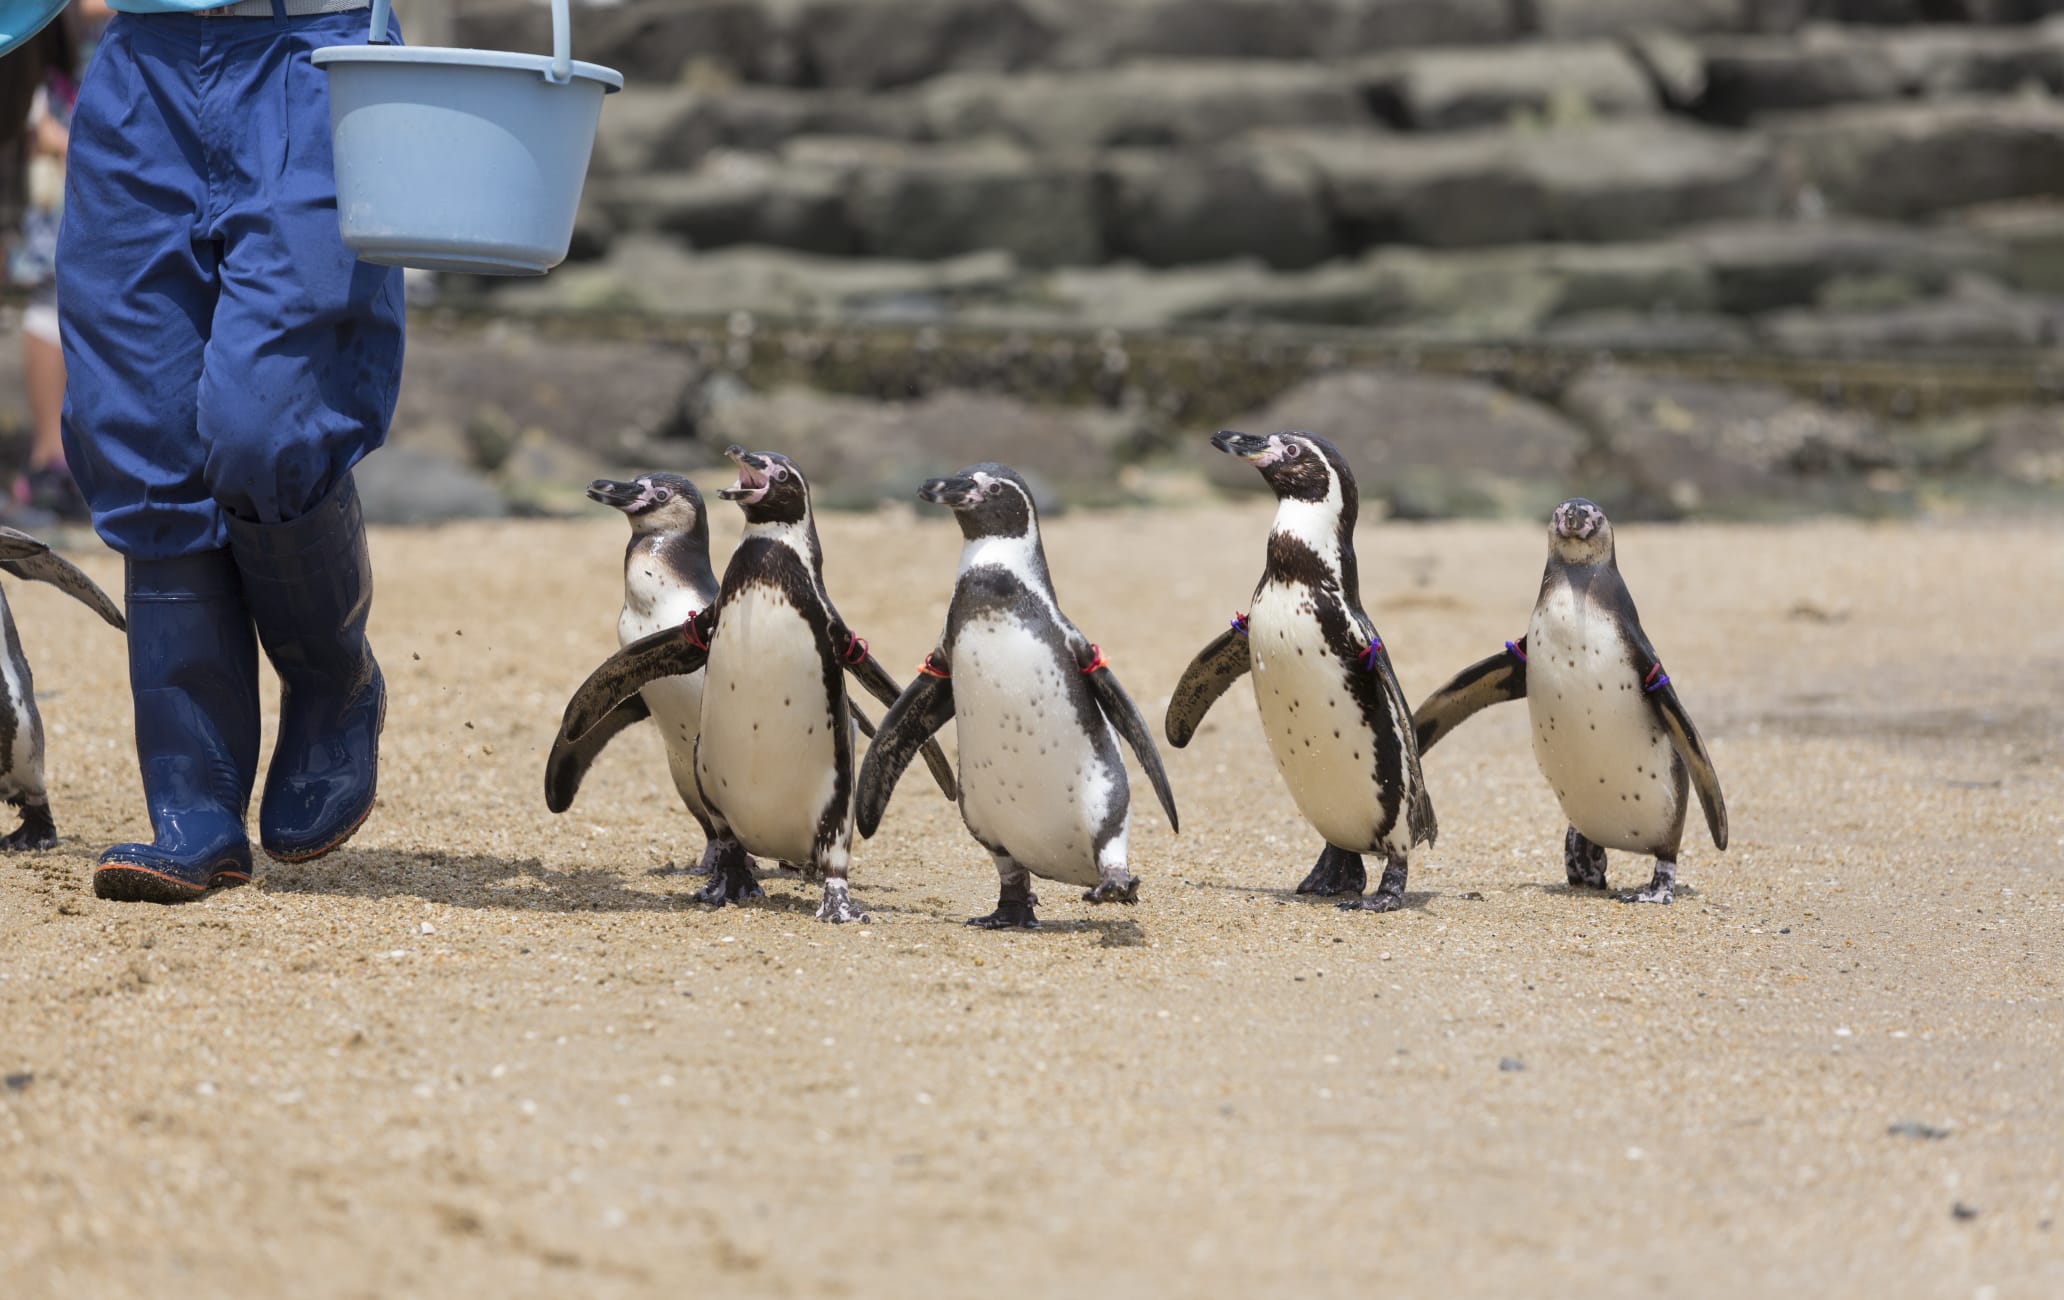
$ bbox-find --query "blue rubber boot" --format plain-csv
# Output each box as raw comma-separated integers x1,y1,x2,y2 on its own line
226,474,384,862
93,552,261,903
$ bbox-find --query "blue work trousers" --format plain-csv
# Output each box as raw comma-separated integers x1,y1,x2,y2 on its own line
57,4,405,559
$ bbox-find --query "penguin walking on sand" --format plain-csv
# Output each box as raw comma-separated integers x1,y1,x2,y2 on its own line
545,473,733,876
855,464,1179,929
1165,431,1435,913
550,446,954,922
1411,498,1726,904
0,527,126,850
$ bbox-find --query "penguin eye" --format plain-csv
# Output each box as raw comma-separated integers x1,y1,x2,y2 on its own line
769,465,790,484
1282,442,1302,459
652,487,672,503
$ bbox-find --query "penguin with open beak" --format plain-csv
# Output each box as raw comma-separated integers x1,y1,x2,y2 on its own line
550,447,954,922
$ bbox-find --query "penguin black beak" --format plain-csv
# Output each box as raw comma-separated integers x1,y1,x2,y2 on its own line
918,476,982,510
586,478,645,512
718,445,772,503
1211,429,1273,462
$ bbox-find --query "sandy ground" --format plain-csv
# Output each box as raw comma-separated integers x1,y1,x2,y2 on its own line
0,502,2059,1298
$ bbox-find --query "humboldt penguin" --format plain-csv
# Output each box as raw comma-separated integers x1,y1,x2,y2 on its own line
544,473,734,875
0,527,126,850
1165,431,1434,912
1411,498,1727,904
855,464,1179,929
549,446,954,922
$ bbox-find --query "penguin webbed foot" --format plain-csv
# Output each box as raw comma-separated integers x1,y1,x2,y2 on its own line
1564,826,1609,891
0,803,56,852
1082,874,1139,905
694,875,764,906
693,842,765,906
1295,845,1366,897
815,878,870,924
968,895,1039,929
1617,858,1676,905
1337,851,1407,913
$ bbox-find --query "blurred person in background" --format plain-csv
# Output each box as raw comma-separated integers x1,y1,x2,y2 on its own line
5,0,107,525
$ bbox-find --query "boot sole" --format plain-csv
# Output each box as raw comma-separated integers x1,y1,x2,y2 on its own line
262,793,373,864
93,862,250,904
261,682,385,865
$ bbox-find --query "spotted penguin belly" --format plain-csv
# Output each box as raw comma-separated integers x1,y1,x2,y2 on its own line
1527,587,1684,853
1248,581,1387,851
696,586,844,865
622,583,713,822
0,607,39,801
952,614,1120,887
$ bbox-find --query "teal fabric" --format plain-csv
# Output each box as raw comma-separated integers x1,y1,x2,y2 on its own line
108,1,268,11
0,0,66,56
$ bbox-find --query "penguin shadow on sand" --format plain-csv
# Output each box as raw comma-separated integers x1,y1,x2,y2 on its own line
1019,914,1148,947
1193,877,1438,914
271,847,1051,927
1513,879,1704,905
263,848,711,914
640,857,884,912
904,893,1149,945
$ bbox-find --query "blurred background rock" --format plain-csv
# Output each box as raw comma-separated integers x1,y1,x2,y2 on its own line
5,0,2061,521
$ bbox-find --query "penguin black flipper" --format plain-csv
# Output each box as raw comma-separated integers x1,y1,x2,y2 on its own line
854,670,957,838
543,695,652,814
1625,635,1728,852
1164,624,1252,748
557,611,713,746
1412,637,1529,754
1084,664,1180,833
835,628,957,802
1349,610,1437,847
0,530,125,631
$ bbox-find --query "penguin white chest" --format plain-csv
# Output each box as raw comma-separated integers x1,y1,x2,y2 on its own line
0,604,39,800
697,584,844,864
952,613,1120,886
619,558,704,643
1527,587,1682,852
621,574,710,818
1248,581,1385,851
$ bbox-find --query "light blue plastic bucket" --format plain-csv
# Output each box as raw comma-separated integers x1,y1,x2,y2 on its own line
311,0,622,276
0,0,68,57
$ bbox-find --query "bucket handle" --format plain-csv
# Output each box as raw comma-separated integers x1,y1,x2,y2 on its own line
368,0,575,85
